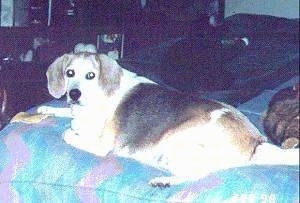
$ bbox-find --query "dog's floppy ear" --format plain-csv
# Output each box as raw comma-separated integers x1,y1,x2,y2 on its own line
46,54,72,98
95,54,123,96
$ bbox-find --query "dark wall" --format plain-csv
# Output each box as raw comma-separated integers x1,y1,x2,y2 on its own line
1,1,224,58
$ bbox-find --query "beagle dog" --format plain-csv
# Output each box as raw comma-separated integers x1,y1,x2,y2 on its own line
38,53,299,187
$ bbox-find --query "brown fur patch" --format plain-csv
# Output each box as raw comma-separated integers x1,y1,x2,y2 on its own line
95,54,123,96
218,112,265,158
111,83,226,152
159,105,224,142
46,54,72,98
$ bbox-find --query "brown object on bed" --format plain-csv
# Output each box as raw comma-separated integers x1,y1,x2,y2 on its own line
263,84,299,148
11,112,52,124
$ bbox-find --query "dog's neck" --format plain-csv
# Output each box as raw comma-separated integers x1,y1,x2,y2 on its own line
107,68,155,114
68,68,155,138
110,68,154,99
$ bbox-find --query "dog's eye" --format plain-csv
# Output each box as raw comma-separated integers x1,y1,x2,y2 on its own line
66,69,75,77
86,72,95,80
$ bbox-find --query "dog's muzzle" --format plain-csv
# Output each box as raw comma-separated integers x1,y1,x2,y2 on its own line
69,89,81,102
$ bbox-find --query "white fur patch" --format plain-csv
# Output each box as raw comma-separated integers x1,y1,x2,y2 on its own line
209,108,231,123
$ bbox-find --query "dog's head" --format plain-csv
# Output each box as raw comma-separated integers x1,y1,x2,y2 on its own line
46,53,123,105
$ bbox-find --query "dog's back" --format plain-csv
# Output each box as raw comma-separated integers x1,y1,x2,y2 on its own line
112,83,264,158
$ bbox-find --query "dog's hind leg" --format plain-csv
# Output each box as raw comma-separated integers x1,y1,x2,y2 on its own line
37,106,73,118
250,142,299,166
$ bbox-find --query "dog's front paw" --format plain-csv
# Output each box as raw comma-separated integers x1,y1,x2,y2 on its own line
63,129,110,157
63,129,78,145
37,106,55,115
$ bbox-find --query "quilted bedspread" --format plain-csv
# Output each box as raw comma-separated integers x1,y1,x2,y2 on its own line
0,100,299,202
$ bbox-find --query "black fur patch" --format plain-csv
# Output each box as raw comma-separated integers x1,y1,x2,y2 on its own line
114,83,223,152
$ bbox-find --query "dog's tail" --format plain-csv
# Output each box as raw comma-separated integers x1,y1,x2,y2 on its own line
250,142,299,166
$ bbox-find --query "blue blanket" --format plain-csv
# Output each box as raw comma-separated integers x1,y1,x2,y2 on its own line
0,99,299,202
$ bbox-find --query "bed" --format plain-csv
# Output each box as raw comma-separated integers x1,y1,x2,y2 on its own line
0,14,299,202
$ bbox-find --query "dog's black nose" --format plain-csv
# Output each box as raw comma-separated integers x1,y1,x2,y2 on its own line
69,89,81,102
